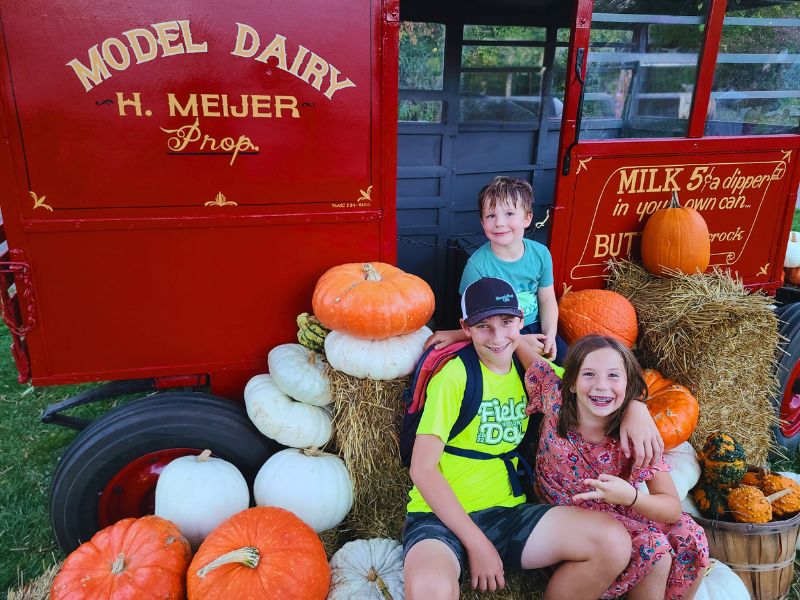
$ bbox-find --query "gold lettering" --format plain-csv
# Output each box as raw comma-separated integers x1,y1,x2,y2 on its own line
617,169,639,195
324,64,356,100
200,94,221,117
167,93,198,117
288,45,310,76
274,96,299,118
232,23,260,58
117,92,142,116
255,34,288,70
101,38,130,71
230,95,248,118
67,45,112,92
300,53,329,90
178,20,207,53
251,95,272,117
152,21,185,57
123,28,159,64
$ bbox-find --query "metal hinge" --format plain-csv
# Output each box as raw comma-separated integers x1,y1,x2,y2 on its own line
0,252,36,336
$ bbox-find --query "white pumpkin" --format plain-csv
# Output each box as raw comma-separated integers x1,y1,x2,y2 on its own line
327,538,404,600
786,231,800,268
693,559,749,600
154,449,249,549
325,326,432,380
268,343,331,406
681,495,702,519
778,471,800,549
244,374,332,448
254,447,353,532
636,442,700,501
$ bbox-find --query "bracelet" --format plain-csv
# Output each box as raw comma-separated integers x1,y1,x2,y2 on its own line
625,486,639,508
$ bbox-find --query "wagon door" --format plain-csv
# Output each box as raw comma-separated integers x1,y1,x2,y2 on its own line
552,0,800,293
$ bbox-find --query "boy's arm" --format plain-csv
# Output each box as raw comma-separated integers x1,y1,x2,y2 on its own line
425,328,469,350
620,401,664,468
536,285,558,361
409,434,505,591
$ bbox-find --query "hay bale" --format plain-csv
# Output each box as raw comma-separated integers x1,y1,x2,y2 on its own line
7,563,59,600
607,260,779,463
326,366,411,541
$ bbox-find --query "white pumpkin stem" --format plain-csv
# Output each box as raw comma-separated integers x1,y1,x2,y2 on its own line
197,449,212,462
196,546,260,579
766,488,793,503
307,351,317,365
368,567,394,600
669,190,681,208
301,447,337,459
363,263,382,281
110,553,126,575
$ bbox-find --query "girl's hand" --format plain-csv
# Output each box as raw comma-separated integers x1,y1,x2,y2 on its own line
573,473,637,507
619,401,664,468
466,535,506,592
424,329,465,350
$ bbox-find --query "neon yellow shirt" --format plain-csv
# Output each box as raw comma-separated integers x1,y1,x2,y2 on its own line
406,357,529,513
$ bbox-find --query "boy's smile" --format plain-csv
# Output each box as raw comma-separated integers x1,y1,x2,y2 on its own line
461,314,523,374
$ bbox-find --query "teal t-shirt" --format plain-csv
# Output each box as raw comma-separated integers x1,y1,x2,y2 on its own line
459,239,554,326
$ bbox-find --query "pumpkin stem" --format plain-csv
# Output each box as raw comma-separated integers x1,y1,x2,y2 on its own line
111,553,126,575
766,488,793,503
363,263,382,281
196,546,260,578
669,190,681,208
197,449,212,462
368,567,394,600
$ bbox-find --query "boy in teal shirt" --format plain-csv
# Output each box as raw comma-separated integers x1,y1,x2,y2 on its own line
427,176,567,364
404,277,663,599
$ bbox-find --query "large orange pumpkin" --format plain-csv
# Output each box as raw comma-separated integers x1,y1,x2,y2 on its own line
640,191,710,277
557,289,638,348
51,516,192,600
187,506,330,600
312,262,435,339
643,368,699,451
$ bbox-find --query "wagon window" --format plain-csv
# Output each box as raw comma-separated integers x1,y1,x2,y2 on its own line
705,1,800,136
583,2,707,139
459,26,549,123
399,22,446,122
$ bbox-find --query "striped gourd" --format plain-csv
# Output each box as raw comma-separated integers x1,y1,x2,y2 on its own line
296,313,330,352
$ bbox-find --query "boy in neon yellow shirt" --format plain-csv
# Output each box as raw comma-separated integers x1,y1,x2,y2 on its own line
403,277,661,599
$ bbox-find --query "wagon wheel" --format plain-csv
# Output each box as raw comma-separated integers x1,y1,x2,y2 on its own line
773,303,800,449
49,392,278,553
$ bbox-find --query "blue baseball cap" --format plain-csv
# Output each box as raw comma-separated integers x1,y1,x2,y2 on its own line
461,277,523,326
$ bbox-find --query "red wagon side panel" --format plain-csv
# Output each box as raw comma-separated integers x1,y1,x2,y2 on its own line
0,0,399,397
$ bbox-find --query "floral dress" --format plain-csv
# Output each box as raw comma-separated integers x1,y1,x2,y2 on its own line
525,360,709,600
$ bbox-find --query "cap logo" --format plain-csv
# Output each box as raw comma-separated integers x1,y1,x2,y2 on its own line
496,294,513,302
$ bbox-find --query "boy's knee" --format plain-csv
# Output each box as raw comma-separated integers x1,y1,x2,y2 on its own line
406,573,459,600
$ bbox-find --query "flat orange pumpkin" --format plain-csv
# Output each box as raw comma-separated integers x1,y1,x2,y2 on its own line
187,506,330,600
557,289,638,348
51,516,192,600
312,262,435,339
643,368,699,451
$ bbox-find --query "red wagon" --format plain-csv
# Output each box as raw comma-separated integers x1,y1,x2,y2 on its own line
0,0,799,552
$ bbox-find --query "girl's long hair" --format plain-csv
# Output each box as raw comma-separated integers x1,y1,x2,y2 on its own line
557,335,647,439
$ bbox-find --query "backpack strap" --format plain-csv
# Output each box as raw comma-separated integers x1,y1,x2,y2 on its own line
447,344,483,442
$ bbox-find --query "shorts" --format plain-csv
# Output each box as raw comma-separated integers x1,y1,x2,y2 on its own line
402,503,554,576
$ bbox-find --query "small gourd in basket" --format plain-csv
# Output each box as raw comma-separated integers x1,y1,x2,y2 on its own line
699,433,747,488
692,483,729,519
727,485,772,524
760,473,800,519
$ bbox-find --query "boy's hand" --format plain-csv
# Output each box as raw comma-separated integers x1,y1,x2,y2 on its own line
466,534,506,592
620,401,664,468
541,334,557,361
424,329,466,350
573,473,637,507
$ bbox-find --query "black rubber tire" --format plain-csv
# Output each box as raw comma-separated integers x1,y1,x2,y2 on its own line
773,305,800,449
49,392,278,553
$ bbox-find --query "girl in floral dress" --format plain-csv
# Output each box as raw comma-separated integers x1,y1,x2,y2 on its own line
524,334,708,600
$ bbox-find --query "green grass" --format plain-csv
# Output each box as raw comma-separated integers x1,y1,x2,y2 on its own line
0,327,114,593
793,208,800,232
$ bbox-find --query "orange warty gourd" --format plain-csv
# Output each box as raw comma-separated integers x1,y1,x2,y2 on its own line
187,506,330,600
640,191,710,277
642,369,699,451
312,262,435,340
557,289,638,348
51,516,192,600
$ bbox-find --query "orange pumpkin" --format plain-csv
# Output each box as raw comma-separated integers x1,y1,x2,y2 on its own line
557,289,638,348
187,506,330,600
640,191,710,277
642,368,699,451
312,262,435,339
51,516,192,600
